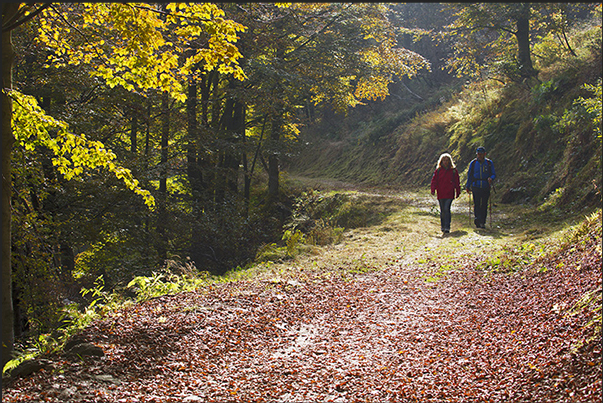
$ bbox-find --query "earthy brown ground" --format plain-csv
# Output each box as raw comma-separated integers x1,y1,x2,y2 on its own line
3,187,601,402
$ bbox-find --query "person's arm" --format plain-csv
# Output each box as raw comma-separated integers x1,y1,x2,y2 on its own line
454,169,461,198
488,160,496,185
431,169,438,195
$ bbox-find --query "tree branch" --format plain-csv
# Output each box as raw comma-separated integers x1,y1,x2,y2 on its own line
2,3,51,32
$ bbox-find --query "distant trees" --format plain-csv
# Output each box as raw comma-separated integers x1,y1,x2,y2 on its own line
441,3,598,82
176,2,431,271
225,3,430,198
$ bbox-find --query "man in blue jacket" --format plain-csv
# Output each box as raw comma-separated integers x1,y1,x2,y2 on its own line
465,146,496,229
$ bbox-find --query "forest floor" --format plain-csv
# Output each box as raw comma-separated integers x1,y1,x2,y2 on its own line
2,180,602,403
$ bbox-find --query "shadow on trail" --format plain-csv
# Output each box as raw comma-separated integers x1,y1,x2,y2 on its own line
472,227,508,239
431,227,510,240
442,230,467,238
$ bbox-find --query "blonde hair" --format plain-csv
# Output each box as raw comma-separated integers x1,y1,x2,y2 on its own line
436,153,456,169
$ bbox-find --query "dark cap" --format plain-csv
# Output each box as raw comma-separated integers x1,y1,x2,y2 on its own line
476,146,486,153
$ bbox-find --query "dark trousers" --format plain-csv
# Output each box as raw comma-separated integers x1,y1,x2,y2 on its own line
472,187,490,227
438,199,453,231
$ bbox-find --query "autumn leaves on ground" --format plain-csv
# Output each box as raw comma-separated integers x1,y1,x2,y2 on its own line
3,188,602,403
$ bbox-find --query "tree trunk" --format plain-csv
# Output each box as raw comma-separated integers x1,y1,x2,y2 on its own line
246,116,267,211
268,115,281,199
214,99,232,205
187,77,204,197
1,2,18,368
227,99,245,194
145,98,151,158
515,5,536,78
157,92,170,262
130,113,138,154
160,93,169,195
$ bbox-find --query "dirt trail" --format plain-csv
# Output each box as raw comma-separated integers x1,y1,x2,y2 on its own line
3,185,601,402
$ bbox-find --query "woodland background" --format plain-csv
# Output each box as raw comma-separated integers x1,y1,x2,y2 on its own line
2,2,601,376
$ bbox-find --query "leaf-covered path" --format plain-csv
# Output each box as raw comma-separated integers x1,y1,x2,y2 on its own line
3,189,601,402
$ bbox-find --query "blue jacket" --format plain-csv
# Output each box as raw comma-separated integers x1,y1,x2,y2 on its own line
465,158,496,190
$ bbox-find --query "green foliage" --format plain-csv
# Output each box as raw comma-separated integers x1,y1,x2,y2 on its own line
532,79,559,105
567,210,602,245
254,243,288,263
80,276,109,309
348,253,374,275
11,90,155,209
73,230,159,286
305,219,345,246
478,242,548,274
567,287,602,352
10,164,64,336
255,190,393,264
282,229,305,258
3,275,120,375
576,78,602,138
293,190,390,230
127,273,181,302
440,4,598,80
127,262,209,302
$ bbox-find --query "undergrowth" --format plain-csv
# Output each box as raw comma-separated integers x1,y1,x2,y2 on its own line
479,209,602,274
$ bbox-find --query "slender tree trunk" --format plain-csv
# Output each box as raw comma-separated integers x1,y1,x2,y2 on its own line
228,99,245,194
246,116,267,210
214,99,230,205
210,72,220,128
145,99,151,158
144,97,152,238
187,77,205,197
268,115,281,199
560,30,576,57
242,150,249,214
198,71,215,195
160,93,169,195
157,92,169,261
1,3,18,368
130,113,138,154
187,77,205,266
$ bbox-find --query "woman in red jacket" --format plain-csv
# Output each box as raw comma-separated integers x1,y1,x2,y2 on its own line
430,153,461,234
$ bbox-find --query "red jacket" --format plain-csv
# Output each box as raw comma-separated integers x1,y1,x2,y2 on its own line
431,167,461,200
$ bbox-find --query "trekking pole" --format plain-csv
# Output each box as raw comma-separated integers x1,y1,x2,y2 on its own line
489,192,492,229
468,190,472,226
489,184,496,229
